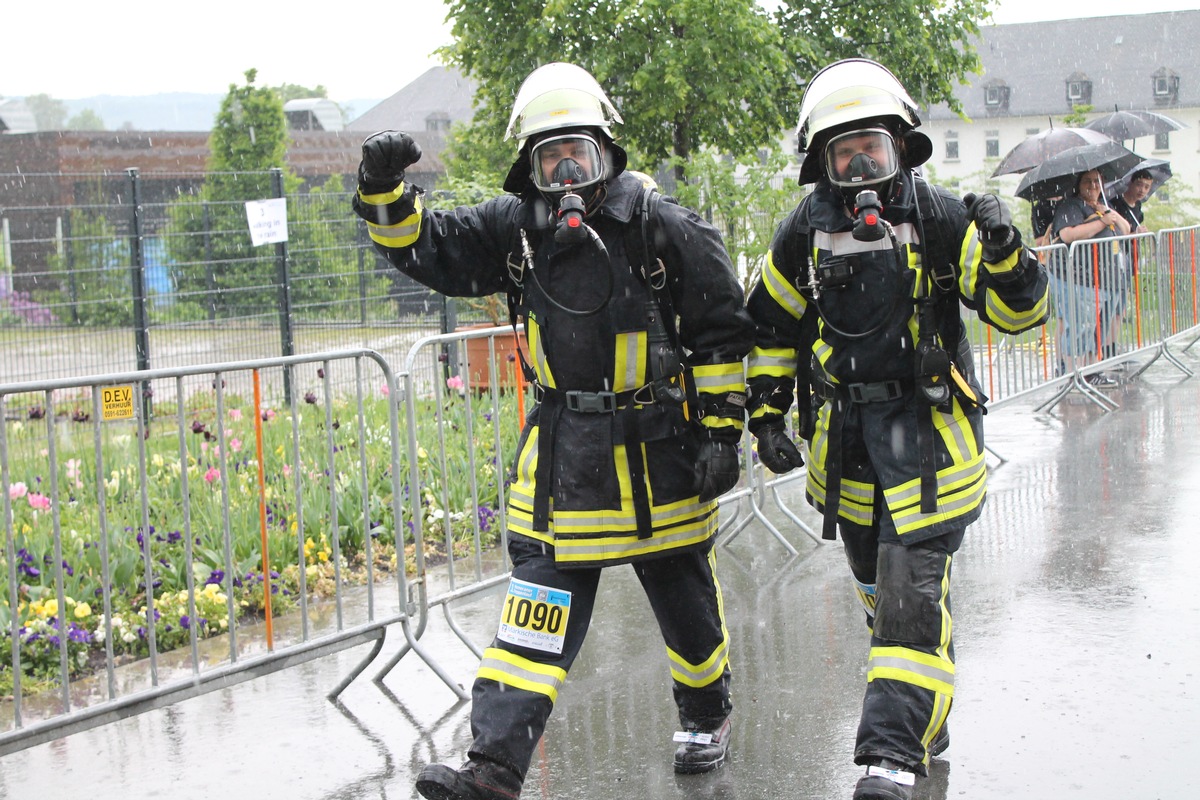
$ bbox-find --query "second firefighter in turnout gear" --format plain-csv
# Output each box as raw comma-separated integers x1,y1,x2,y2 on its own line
352,62,754,800
746,59,1048,800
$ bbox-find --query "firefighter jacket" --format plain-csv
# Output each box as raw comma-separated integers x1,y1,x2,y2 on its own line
354,170,755,566
746,173,1049,544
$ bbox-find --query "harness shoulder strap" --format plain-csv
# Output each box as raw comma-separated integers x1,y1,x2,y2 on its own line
913,176,958,292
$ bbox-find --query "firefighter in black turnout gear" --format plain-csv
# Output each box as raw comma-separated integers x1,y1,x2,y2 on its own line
352,63,754,800
746,59,1049,800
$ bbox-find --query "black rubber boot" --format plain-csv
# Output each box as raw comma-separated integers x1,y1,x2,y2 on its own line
415,759,523,800
673,716,732,774
852,758,916,800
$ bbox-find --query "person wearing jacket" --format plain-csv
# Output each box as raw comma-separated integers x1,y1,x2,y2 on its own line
351,62,755,800
745,59,1048,800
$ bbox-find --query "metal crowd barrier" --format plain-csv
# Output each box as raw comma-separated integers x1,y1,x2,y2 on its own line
4,224,1197,753
0,349,444,755
973,226,1199,417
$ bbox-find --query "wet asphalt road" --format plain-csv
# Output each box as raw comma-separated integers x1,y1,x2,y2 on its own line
2,349,1198,800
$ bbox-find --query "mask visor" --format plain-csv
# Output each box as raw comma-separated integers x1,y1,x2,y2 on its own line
824,128,898,192
531,133,605,192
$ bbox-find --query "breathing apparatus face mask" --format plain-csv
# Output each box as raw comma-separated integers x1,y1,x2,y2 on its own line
824,128,899,204
530,133,605,193
530,132,608,246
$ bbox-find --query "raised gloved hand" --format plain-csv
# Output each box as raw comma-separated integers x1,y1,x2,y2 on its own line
754,420,805,474
694,437,741,502
963,192,1022,268
359,131,422,193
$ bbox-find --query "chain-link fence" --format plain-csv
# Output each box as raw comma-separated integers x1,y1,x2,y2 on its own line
0,169,463,405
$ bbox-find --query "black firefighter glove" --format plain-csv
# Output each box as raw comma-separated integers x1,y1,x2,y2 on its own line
963,192,1023,279
694,434,741,503
754,419,805,475
359,131,422,194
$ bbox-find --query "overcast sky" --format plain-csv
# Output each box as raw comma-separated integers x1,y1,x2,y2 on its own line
2,1,1196,102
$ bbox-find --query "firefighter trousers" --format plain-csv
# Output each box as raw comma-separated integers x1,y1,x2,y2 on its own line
465,533,732,779
840,517,964,776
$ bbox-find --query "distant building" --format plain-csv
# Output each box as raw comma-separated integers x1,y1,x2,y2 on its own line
346,66,477,186
0,98,37,134
284,98,345,132
920,10,1200,201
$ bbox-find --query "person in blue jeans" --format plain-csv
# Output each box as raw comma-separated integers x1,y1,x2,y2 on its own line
1052,169,1131,381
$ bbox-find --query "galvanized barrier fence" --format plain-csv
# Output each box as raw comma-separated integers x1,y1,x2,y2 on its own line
2,224,1197,753
0,349,446,755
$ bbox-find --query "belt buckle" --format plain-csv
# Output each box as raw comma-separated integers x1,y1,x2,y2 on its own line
566,390,617,414
849,381,899,403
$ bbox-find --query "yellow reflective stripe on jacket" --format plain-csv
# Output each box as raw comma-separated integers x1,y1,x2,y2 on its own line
763,250,807,320
866,645,956,696
357,182,407,206
932,400,978,464
506,436,720,562
613,330,648,392
985,285,1049,332
476,647,567,703
507,506,718,563
527,317,554,388
747,346,798,380
691,361,744,394
885,453,987,536
805,459,876,525
959,223,984,294
363,187,423,248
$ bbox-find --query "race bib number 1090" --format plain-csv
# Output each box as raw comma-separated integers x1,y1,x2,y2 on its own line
496,578,571,655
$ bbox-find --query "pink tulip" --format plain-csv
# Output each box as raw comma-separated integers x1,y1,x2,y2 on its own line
28,493,51,510
204,467,220,484
9,482,28,500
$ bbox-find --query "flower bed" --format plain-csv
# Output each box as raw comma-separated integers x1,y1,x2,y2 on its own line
2,372,523,695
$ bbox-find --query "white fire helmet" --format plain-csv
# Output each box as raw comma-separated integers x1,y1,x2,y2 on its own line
505,62,623,146
794,58,931,186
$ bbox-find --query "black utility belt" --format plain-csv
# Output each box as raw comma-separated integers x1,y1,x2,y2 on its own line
816,377,908,404
535,384,657,414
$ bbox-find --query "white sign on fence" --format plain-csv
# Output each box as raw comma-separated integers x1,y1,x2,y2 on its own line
245,198,289,246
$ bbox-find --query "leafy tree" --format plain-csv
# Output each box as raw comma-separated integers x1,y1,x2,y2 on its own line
1062,104,1093,128
166,70,298,318
441,0,990,185
66,109,105,131
443,0,791,185
1143,177,1200,231
772,0,991,117
671,150,801,289
25,94,67,131
273,83,328,102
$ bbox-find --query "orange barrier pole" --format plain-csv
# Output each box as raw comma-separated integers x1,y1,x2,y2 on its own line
1169,236,1178,335
1092,243,1103,360
515,353,526,423
1132,241,1143,349
1185,230,1195,331
252,369,274,650
1040,326,1049,381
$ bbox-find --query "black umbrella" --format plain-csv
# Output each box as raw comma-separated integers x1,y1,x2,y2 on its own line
1104,157,1172,199
1015,141,1143,202
1084,110,1186,142
992,126,1112,177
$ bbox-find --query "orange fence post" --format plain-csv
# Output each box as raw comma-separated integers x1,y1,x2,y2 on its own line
252,369,274,651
